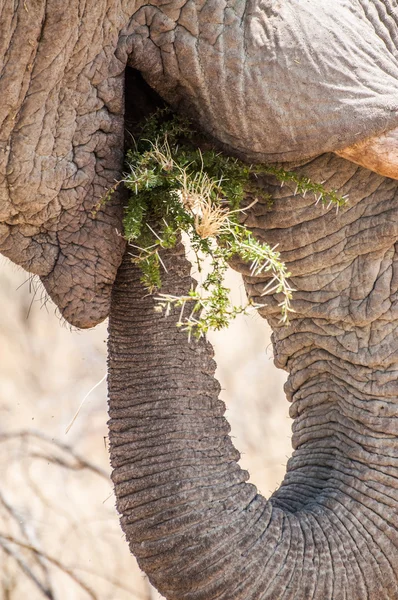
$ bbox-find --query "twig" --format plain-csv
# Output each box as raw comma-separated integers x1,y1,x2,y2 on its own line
0,490,54,592
65,373,107,434
0,534,98,600
0,537,54,599
0,430,108,479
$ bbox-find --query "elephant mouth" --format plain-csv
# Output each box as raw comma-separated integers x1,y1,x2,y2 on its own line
2,50,398,332
124,68,167,151
124,66,398,183
125,67,398,183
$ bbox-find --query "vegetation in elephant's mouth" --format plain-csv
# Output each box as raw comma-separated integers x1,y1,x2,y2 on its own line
111,108,347,338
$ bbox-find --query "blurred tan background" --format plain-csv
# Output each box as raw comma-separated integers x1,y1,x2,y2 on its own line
0,257,290,600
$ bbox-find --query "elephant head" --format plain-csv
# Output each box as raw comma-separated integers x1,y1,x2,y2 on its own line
2,1,398,598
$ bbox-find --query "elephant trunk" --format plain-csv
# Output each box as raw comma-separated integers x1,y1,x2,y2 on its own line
108,156,398,600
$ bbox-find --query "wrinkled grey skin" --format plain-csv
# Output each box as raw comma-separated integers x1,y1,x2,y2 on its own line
2,0,398,327
3,1,398,598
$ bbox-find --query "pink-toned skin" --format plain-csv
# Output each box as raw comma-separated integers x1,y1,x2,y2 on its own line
337,128,398,181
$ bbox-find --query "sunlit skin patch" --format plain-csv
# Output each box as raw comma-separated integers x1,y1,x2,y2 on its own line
336,127,398,180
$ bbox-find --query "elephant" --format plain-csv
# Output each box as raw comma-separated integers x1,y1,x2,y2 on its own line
2,1,398,599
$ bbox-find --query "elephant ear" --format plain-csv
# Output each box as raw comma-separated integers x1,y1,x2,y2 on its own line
128,0,398,163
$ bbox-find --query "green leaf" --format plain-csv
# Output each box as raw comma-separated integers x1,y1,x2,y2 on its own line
119,108,346,337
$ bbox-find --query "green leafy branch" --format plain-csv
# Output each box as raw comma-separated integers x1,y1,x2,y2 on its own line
120,108,346,337
258,165,348,208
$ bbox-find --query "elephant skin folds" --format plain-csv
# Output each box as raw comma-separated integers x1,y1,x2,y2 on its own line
2,1,398,598
2,1,398,324
0,1,130,327
108,155,398,600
